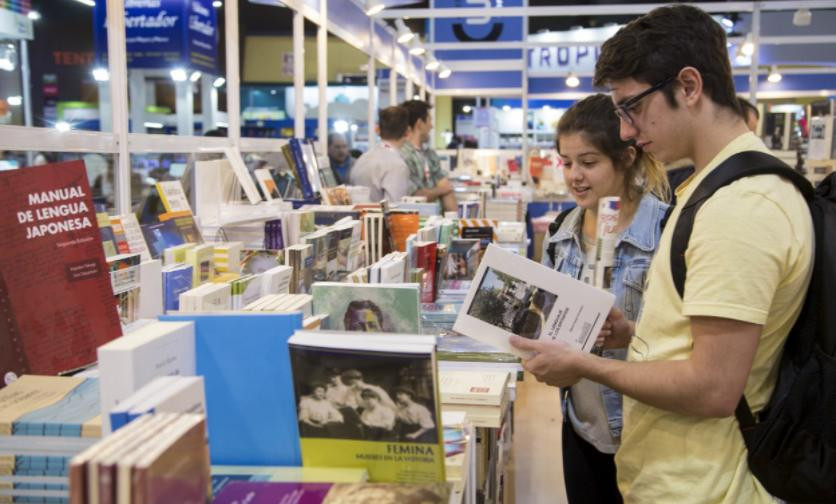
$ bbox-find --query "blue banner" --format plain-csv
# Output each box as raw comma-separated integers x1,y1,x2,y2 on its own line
433,0,523,45
94,0,217,73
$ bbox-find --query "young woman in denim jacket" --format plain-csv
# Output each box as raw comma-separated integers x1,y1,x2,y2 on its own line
542,94,670,503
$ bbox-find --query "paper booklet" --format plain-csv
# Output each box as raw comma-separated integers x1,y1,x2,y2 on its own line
453,243,615,358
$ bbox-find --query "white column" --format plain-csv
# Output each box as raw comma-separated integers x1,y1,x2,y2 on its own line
749,2,761,103
405,68,414,102
201,74,220,133
293,10,305,138
389,47,398,106
129,70,146,134
106,0,131,214
419,61,427,101
20,40,32,129
176,82,194,136
317,0,328,143
225,0,241,142
429,74,436,148
367,19,377,150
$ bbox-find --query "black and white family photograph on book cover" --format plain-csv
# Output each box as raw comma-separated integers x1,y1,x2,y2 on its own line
453,244,616,359
290,346,439,445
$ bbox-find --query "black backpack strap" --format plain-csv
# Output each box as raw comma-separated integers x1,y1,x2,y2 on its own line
670,151,813,299
546,208,574,266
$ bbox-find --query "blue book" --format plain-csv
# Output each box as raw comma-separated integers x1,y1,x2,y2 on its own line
162,263,193,311
288,139,315,200
160,312,304,466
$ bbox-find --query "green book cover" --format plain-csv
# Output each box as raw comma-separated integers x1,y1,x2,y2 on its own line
312,283,421,334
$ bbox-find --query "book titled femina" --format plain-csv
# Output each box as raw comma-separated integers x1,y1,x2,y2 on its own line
0,160,121,386
288,331,445,483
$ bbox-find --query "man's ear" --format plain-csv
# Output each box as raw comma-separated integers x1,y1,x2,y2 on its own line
677,66,703,107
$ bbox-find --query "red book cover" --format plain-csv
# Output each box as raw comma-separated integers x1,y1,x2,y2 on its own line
0,160,121,386
415,241,438,303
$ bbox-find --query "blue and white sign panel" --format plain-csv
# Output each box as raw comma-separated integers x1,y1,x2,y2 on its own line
433,0,523,60
528,46,601,76
94,0,218,73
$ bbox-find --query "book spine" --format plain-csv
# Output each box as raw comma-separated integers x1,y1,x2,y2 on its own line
289,140,315,200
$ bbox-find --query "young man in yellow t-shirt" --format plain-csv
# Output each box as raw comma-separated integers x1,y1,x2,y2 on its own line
510,5,813,503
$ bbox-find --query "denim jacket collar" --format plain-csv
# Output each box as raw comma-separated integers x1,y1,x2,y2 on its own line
547,194,667,253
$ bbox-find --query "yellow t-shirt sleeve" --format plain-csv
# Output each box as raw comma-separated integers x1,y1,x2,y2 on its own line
682,189,794,325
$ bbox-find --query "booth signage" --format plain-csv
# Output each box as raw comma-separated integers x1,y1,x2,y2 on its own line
94,0,217,72
433,0,523,45
0,7,32,40
527,45,601,75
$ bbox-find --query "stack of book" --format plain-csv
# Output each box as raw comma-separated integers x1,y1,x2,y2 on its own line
242,293,314,318
0,376,102,503
109,375,206,431
368,251,408,283
439,370,511,429
178,283,232,312
69,413,210,504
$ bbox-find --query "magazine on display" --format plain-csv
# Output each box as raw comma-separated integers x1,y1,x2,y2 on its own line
0,160,121,385
214,481,451,503
288,331,444,483
312,283,421,334
453,244,615,358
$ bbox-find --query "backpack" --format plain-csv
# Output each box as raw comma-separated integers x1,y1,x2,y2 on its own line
666,150,836,502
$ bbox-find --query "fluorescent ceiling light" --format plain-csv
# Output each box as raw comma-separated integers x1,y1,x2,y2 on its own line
144,122,164,129
565,73,580,88
189,71,202,82
27,11,41,21
170,68,188,82
55,121,71,132
425,57,440,71
74,0,96,6
438,66,452,79
92,67,110,82
365,0,385,16
7,96,22,106
213,77,226,88
767,66,782,83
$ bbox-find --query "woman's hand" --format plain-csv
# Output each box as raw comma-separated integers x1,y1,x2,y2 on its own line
596,308,634,349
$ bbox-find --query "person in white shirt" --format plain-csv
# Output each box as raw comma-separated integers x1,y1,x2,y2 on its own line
349,106,411,203
298,383,344,436
340,369,396,412
359,388,396,440
394,387,436,442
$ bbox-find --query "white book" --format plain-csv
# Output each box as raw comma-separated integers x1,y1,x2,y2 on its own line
378,254,406,284
137,259,163,319
128,376,206,419
116,213,152,262
453,243,615,359
97,321,196,433
194,283,232,312
439,370,510,406
108,376,180,430
214,241,244,274
261,265,293,295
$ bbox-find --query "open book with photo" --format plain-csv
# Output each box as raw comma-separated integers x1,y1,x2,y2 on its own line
453,244,615,358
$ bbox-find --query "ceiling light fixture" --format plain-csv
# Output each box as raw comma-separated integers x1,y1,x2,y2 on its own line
170,68,188,82
7,96,22,106
425,57,440,71
143,122,164,129
565,72,580,88
189,71,202,83
793,8,812,27
741,34,755,57
213,0,222,7
462,105,472,113
409,38,426,56
55,121,71,132
92,67,110,82
438,66,452,79
767,65,782,83
396,19,415,44
27,11,41,21
502,105,511,112
73,0,96,6
213,77,226,88
365,0,385,16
